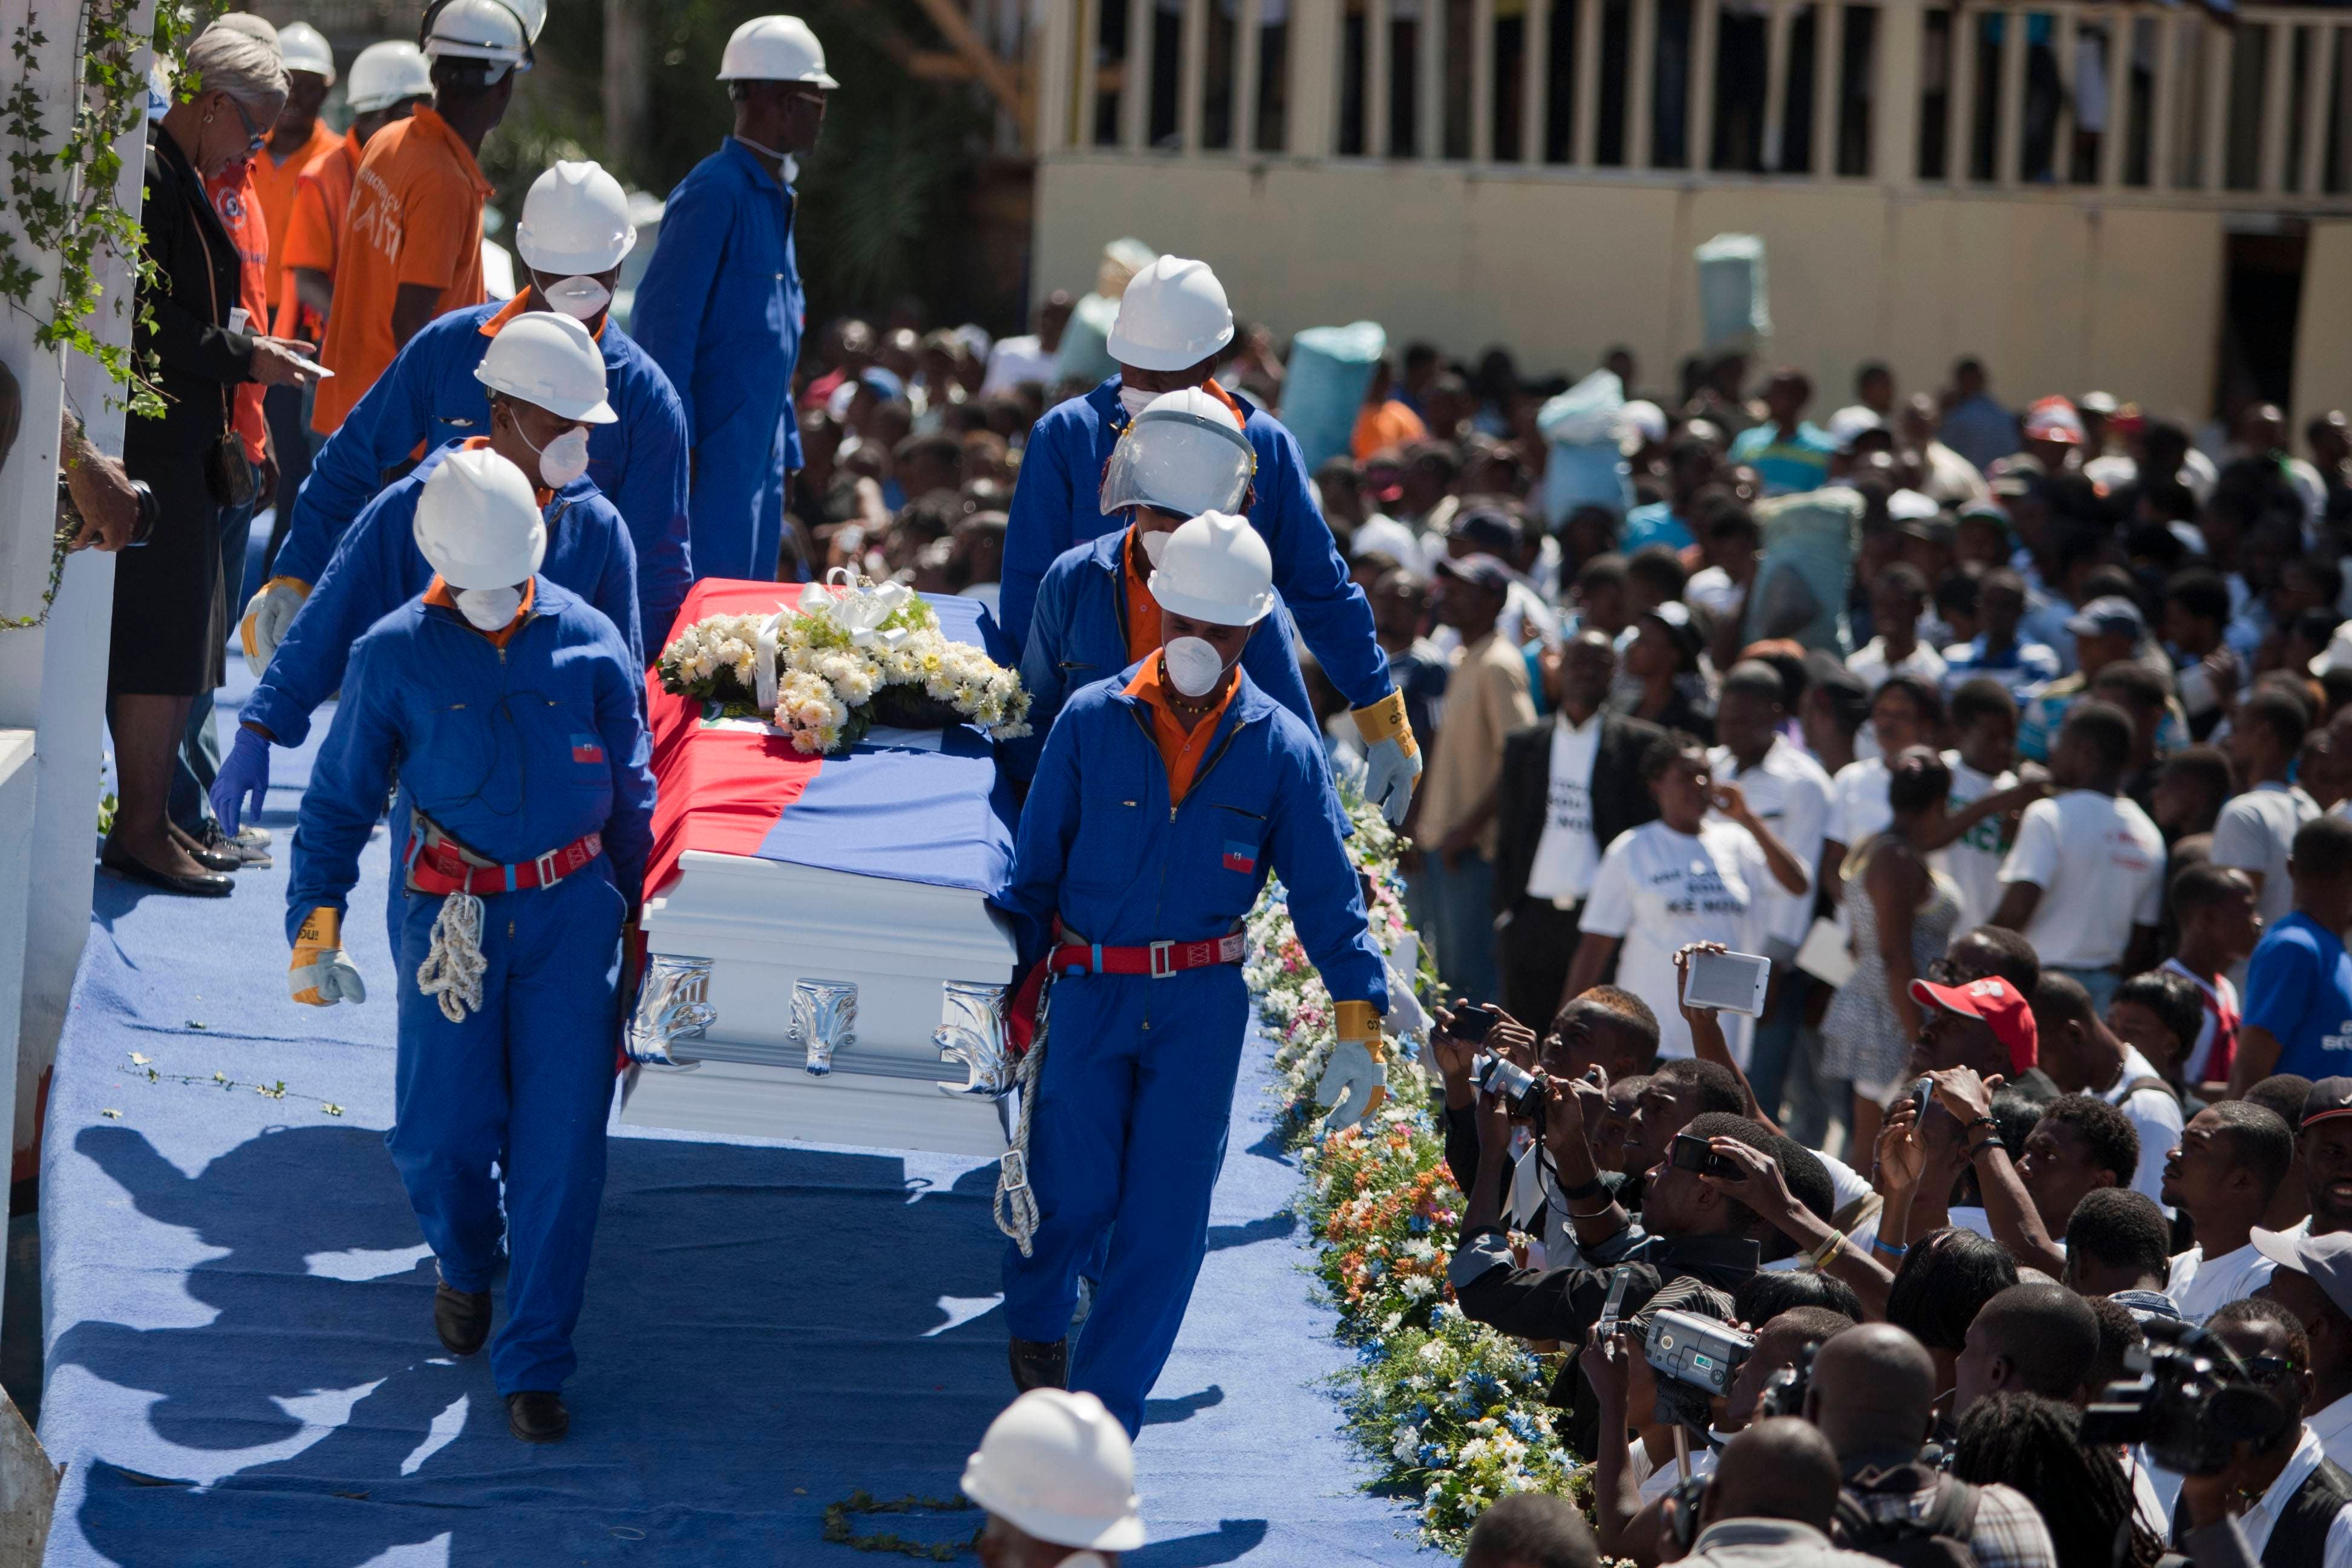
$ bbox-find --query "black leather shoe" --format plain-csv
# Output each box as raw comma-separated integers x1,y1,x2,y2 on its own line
197,820,272,868
99,844,232,898
506,1390,569,1443
1008,1336,1068,1394
433,1282,492,1356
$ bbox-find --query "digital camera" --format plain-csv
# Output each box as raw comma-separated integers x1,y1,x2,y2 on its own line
2079,1316,2290,1475
1469,1051,1546,1119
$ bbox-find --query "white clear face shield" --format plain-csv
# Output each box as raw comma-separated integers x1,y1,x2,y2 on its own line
1097,407,1257,520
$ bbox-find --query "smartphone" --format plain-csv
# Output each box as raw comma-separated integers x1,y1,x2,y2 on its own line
1670,1131,1744,1180
1909,1075,1933,1122
1681,949,1772,1017
1448,1004,1497,1045
1595,1265,1633,1346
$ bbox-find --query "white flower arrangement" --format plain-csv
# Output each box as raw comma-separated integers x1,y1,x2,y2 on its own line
658,575,1033,756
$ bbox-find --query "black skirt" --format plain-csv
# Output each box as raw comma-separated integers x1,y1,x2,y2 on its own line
106,444,224,699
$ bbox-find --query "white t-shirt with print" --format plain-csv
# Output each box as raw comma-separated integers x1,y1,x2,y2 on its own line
1581,820,1772,1062
1998,790,2166,969
1936,754,2018,933
1526,711,1605,904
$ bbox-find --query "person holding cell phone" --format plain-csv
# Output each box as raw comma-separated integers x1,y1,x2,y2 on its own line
1563,734,1812,1062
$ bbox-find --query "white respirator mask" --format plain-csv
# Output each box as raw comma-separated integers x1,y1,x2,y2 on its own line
540,273,612,321
523,425,592,489
453,585,524,630
1162,635,1229,697
1138,528,1171,567
1117,385,1157,419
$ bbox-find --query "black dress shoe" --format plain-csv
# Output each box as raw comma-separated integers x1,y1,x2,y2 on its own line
197,820,272,868
506,1390,569,1443
168,824,243,872
99,844,232,898
434,1281,492,1356
1008,1336,1068,1393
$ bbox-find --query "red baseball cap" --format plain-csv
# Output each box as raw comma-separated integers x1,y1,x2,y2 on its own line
1909,975,2039,1076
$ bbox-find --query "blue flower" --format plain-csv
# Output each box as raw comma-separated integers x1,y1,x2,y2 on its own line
1408,1214,1431,1234
1417,1443,1449,1468
1356,1340,1387,1364
1504,1412,1541,1442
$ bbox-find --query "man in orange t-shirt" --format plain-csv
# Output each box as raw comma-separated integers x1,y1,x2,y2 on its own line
312,53,513,435
275,42,434,345
251,21,337,529
204,164,272,484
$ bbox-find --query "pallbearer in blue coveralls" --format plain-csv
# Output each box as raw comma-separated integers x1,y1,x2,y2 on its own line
1011,386,1314,779
999,511,1391,1436
246,160,691,664
629,15,833,583
998,255,1425,826
284,447,655,1446
212,310,642,846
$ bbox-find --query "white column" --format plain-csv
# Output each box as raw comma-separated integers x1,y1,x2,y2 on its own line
1947,4,1975,183
1523,0,1553,161
1763,0,1795,171
1419,0,1445,158
1123,0,1153,148
1877,0,1921,185
1628,0,1656,166
1812,0,1841,175
2199,16,2230,190
1368,0,1393,155
1692,0,1722,171
1180,0,1209,149
1472,0,1496,160
1293,0,1338,155
2299,23,2335,195
1996,4,2025,186
2148,8,2180,189
1575,0,1604,163
2259,19,2292,194
2099,8,2129,189
1236,0,1265,150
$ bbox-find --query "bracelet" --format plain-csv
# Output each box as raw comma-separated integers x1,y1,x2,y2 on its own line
1807,1225,1852,1270
1968,1137,2004,1160
1870,1235,1909,1258
1965,1116,1997,1131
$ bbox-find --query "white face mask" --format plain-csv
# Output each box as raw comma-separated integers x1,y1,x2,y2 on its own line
1162,635,1229,697
521,423,592,489
1118,385,1157,419
453,585,523,630
1138,528,1171,567
539,273,612,321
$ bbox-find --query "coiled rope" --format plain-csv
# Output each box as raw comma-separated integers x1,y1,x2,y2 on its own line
416,892,487,1023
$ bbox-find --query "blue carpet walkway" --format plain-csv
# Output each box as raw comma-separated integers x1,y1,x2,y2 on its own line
37,650,1434,1565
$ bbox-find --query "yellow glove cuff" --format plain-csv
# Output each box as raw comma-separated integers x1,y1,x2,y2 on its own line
293,907,341,955
1350,689,1417,759
1336,999,1386,1062
266,576,312,599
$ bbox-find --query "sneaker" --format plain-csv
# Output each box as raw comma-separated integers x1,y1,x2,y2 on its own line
198,820,272,868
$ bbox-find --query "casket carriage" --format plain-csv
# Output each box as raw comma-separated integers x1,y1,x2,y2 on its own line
618,581,1025,1157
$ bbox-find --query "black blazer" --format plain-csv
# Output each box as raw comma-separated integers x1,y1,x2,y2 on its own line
1492,710,1667,914
125,123,255,471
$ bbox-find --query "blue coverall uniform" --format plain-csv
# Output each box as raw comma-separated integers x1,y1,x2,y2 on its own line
1002,661,1388,1436
274,301,693,650
288,580,656,1395
998,377,1395,711
1010,528,1316,781
629,140,806,584
247,440,642,755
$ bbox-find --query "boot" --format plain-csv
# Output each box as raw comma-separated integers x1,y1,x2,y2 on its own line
434,1281,492,1356
1008,1336,1068,1394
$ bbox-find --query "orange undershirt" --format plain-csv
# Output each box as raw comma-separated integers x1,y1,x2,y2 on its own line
477,289,607,342
1125,652,1237,807
1122,526,1163,665
456,434,557,506
423,574,535,647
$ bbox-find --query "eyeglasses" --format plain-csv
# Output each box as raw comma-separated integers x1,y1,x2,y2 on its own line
224,94,266,155
2243,1354,2302,1383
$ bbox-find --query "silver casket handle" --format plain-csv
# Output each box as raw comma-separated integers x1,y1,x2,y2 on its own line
791,979,860,1077
933,978,1013,1099
626,954,717,1068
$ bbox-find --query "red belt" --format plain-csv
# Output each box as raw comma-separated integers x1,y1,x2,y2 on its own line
1048,930,1247,978
405,823,604,897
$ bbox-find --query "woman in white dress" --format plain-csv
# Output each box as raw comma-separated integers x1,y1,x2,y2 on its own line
1567,733,1814,1059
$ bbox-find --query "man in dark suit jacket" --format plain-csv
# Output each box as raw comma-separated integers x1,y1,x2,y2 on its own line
1492,630,1665,1031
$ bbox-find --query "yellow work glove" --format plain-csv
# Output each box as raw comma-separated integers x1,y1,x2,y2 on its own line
240,577,311,677
1351,690,1422,828
1318,999,1389,1129
289,908,367,1007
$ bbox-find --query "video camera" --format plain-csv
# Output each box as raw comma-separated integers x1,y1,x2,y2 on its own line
1644,1308,1755,1432
2079,1316,2291,1475
1757,1341,1815,1420
1469,1051,1547,1119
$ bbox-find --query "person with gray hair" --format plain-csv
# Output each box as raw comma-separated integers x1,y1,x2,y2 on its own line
106,16,316,897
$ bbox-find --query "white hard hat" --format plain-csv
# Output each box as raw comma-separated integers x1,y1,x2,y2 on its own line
1099,388,1255,518
276,21,336,83
423,0,528,69
474,312,618,423
516,160,636,275
960,1391,1145,1553
345,41,433,111
1106,256,1234,374
717,15,838,87
413,447,547,590
1149,509,1275,627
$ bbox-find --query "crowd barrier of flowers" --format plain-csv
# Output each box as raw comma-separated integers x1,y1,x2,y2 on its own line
1247,796,1594,1553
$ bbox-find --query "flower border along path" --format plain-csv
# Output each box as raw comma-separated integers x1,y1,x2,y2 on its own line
1246,797,1592,1553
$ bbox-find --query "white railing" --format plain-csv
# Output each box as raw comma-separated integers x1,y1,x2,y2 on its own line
1043,0,2352,209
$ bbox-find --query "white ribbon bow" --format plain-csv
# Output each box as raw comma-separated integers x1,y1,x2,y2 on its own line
753,571,918,714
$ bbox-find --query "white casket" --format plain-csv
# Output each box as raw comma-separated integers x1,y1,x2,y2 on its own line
618,583,1023,1158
